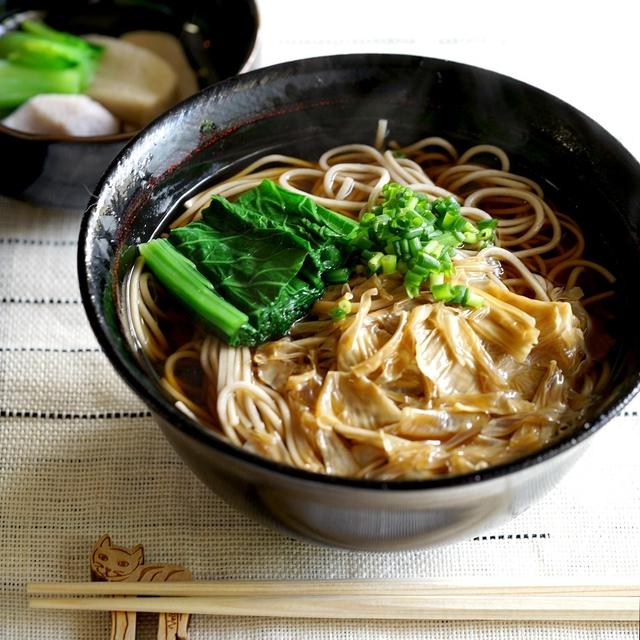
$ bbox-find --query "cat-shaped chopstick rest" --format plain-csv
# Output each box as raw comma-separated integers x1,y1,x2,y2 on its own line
90,534,193,640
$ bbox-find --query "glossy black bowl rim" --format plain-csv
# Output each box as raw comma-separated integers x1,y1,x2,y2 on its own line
79,52,640,492
0,3,261,143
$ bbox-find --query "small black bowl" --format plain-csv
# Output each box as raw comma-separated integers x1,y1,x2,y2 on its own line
0,0,259,208
79,54,640,551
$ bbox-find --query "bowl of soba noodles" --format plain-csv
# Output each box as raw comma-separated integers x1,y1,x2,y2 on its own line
79,54,640,550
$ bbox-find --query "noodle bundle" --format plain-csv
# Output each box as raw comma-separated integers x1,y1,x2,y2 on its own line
126,122,615,480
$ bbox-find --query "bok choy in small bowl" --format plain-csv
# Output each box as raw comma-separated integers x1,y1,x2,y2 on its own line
0,0,259,206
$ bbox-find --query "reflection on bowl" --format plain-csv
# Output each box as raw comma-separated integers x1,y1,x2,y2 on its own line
0,0,259,207
79,54,640,551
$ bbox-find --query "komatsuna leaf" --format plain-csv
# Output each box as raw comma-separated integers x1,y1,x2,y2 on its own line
203,179,357,273
169,220,322,345
235,179,359,239
157,180,361,346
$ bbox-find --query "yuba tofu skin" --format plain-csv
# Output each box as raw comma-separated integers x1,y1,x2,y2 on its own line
121,31,199,102
84,34,178,128
2,94,119,136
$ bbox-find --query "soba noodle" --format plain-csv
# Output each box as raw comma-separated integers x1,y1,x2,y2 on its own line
126,122,615,480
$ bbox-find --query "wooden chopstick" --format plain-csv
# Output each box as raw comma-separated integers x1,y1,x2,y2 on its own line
28,594,639,621
27,579,640,622
27,578,640,598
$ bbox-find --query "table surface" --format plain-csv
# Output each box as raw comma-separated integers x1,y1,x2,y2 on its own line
1,1,639,638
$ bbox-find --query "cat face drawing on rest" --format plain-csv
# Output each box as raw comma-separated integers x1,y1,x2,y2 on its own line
90,534,193,639
91,534,145,581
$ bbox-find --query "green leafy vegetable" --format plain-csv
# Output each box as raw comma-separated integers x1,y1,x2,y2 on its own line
0,19,103,111
0,60,83,110
205,179,358,277
169,223,321,346
140,180,359,346
21,19,102,54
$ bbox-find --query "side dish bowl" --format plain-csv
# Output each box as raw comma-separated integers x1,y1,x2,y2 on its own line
79,54,640,551
0,0,259,207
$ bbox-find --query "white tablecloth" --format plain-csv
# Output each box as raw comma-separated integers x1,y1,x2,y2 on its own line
1,1,639,637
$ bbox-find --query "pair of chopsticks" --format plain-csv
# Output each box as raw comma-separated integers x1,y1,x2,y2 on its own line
27,578,640,621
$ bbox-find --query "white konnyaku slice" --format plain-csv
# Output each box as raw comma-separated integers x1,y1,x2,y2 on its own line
2,94,120,137
84,34,178,128
120,30,199,102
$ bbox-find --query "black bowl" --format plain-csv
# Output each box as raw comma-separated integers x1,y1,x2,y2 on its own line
0,0,259,208
79,54,640,551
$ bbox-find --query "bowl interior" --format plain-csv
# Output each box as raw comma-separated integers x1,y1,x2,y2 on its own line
81,54,640,489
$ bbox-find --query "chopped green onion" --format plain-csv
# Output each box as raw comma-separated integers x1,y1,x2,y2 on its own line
360,212,376,226
352,183,496,304
381,254,397,274
403,226,423,239
441,210,459,230
449,284,468,305
329,298,352,320
440,253,453,274
404,269,426,298
430,283,453,301
477,218,499,230
415,252,441,270
424,239,442,256
438,232,460,248
466,290,485,308
367,251,384,272
408,236,422,256
406,196,418,209
410,263,429,277
463,231,479,244
452,216,469,232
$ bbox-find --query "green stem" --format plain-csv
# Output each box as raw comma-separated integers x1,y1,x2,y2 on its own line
138,238,249,343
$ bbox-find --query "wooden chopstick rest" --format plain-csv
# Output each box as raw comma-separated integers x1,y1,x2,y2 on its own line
90,534,193,640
